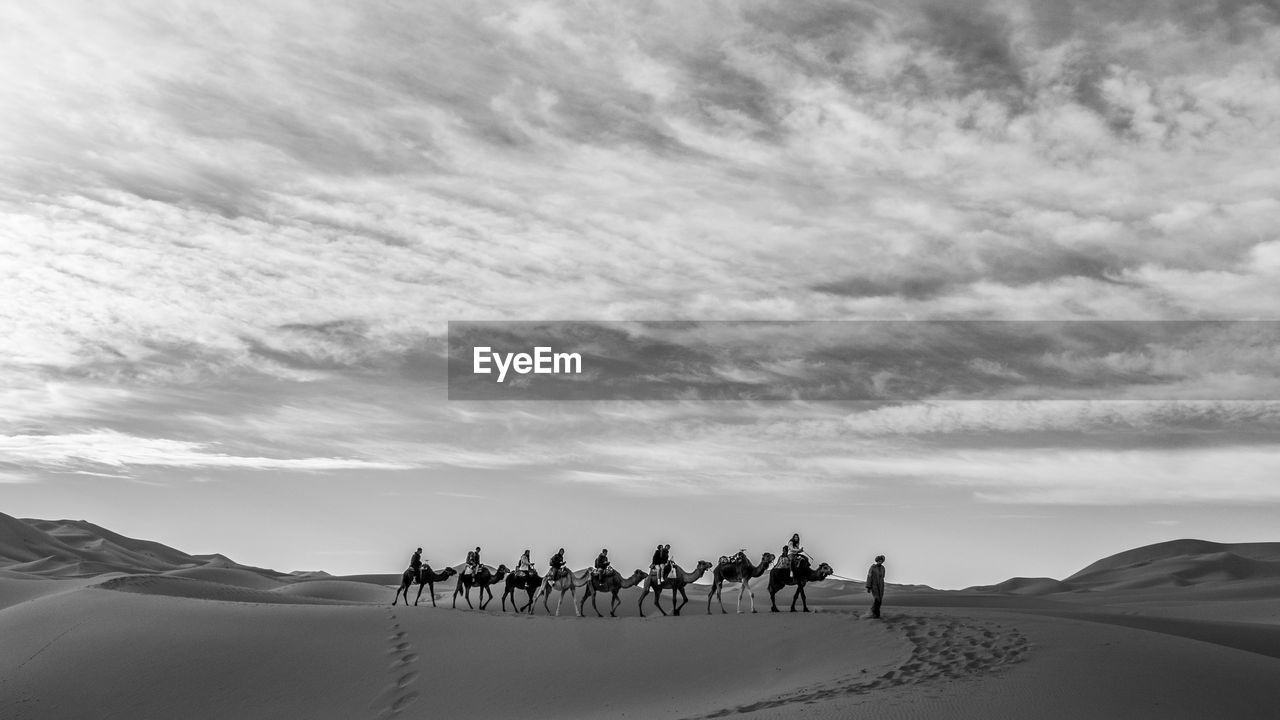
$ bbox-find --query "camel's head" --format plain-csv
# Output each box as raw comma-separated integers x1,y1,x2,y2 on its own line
815,563,834,579
761,552,776,565
441,566,458,578
496,564,510,574
696,560,714,573
629,569,648,582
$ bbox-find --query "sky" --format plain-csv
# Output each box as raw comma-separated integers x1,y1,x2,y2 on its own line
3,1,1280,588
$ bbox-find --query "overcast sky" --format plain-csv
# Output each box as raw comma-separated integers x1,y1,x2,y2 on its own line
3,1,1280,588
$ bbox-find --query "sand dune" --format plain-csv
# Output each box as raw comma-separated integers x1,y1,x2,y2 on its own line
3,573,1278,720
0,511,203,576
966,539,1280,598
162,566,288,590
4,522,1280,718
274,579,394,603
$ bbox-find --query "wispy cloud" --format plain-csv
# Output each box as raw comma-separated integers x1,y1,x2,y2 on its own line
0,430,411,472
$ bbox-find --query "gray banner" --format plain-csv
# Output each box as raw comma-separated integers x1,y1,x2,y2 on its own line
447,321,1280,401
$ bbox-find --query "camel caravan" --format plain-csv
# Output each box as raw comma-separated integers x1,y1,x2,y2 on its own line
392,535,836,617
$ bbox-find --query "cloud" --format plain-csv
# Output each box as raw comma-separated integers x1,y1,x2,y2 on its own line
839,400,1280,437
805,445,1280,504
0,430,411,472
4,1,1280,512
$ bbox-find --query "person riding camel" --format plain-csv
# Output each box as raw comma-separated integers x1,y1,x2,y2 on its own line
515,549,534,577
657,544,672,581
593,548,612,578
409,547,424,583
777,545,791,571
548,548,566,582
786,534,810,578
465,546,481,578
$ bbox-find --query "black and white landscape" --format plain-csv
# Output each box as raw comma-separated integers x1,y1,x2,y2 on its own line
3,2,1280,718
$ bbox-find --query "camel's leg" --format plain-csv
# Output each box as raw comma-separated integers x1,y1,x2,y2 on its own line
791,583,806,612
481,585,492,610
569,587,583,617
742,579,756,613
706,581,719,615
536,582,550,615
674,586,689,616
610,591,621,617
769,585,780,613
654,585,667,616
414,581,425,606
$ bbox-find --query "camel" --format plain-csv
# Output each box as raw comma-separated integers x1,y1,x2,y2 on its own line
452,564,509,610
530,567,591,616
767,557,834,613
501,569,543,613
578,568,647,617
706,552,776,614
393,565,458,607
638,560,713,617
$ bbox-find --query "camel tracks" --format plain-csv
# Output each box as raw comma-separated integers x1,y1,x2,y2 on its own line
372,611,422,720
689,613,1030,718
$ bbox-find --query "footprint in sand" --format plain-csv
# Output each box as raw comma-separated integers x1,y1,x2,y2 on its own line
374,613,422,719
688,615,1031,720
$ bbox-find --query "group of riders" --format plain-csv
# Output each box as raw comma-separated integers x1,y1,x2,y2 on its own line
407,533,817,584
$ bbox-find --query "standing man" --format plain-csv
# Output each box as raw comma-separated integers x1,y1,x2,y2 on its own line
866,555,886,619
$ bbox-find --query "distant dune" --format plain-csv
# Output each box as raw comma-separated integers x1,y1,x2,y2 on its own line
967,539,1280,597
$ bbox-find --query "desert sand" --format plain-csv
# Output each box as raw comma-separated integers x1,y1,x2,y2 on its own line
2,513,1279,719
